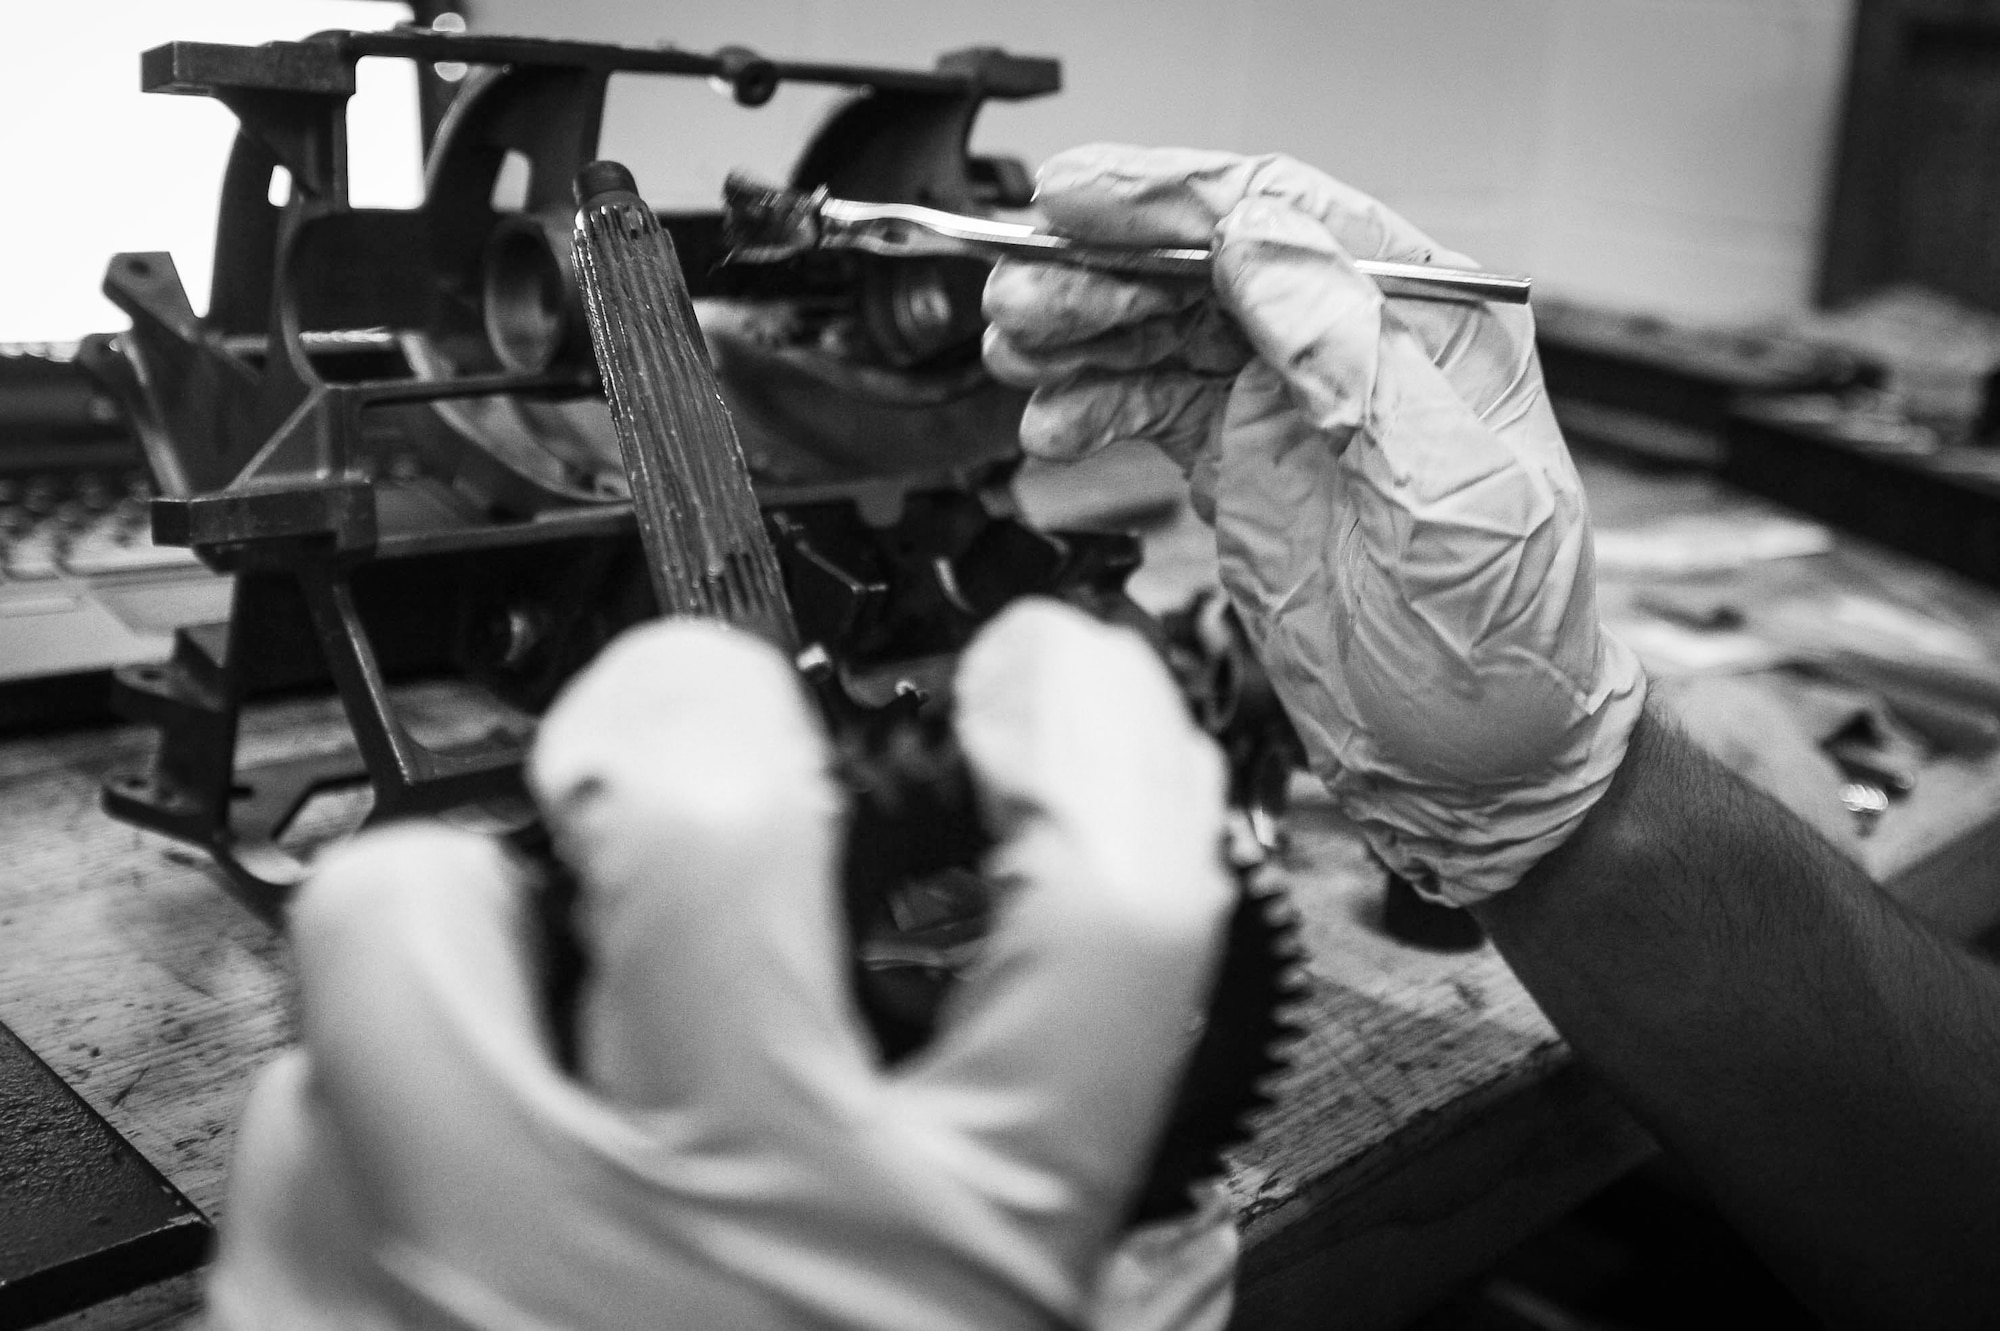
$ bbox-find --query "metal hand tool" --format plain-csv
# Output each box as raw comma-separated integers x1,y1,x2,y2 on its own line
721,172,1533,304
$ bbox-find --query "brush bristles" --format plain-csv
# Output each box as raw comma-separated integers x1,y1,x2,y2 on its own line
719,171,821,256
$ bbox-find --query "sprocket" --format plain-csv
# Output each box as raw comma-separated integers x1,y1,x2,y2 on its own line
842,711,1310,1225
532,671,1309,1227
1126,848,1308,1224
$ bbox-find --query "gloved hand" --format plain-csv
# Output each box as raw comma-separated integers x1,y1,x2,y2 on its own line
983,145,1647,904
205,601,1242,1331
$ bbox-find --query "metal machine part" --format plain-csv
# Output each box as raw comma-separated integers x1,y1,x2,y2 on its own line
833,711,1311,1226
85,31,1070,913
84,23,1313,1220
567,157,1305,1218
96,29,1060,531
89,30,1311,1090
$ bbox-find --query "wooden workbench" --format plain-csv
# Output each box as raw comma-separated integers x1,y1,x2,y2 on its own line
7,447,2000,1330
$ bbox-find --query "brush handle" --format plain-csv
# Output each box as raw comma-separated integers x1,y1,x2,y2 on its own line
1355,259,1533,305
1023,241,1531,305
573,161,796,647
821,197,1531,303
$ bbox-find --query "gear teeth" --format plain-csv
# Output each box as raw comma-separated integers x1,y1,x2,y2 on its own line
1126,864,1309,1225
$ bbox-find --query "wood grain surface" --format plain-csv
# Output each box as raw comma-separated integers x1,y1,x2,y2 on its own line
1,688,508,1331
6,447,2000,1330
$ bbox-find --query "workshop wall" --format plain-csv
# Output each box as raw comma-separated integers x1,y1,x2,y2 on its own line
472,0,1856,325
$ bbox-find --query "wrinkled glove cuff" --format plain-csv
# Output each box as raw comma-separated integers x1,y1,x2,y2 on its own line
1333,632,1648,907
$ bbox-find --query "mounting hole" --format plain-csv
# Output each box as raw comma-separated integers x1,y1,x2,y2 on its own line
483,216,573,374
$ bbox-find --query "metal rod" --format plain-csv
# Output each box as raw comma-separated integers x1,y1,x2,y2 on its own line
813,197,1533,304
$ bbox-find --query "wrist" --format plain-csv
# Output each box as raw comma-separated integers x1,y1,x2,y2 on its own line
1468,700,1859,1044
1332,630,1650,907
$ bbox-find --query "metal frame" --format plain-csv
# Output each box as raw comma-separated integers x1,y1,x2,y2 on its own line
86,30,1062,917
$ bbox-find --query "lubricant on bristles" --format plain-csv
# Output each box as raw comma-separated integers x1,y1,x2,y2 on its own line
718,171,827,261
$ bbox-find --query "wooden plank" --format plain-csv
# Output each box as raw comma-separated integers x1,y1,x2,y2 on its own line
4,450,2000,1329
0,715,297,1330
1223,787,1655,1330
0,723,294,1217
1236,1062,1651,1331
0,692,1607,1329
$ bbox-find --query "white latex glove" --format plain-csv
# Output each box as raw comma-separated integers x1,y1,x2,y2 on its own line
983,145,1647,904
205,601,1241,1331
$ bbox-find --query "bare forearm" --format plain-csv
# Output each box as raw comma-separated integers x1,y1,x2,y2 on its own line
1472,707,2000,1327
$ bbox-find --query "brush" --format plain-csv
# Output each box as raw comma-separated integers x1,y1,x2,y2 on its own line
720,171,1532,305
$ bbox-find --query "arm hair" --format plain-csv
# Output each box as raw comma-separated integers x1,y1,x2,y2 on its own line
1472,706,2000,1327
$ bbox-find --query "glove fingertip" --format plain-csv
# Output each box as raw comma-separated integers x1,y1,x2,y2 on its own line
1031,141,1143,201
293,824,524,984
530,620,825,816
1033,144,1246,246
289,824,555,1113
981,258,1046,329
953,599,1231,917
980,326,1050,391
1019,389,1110,462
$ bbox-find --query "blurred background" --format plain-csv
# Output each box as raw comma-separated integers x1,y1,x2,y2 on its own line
472,0,1856,324
1,0,1859,342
